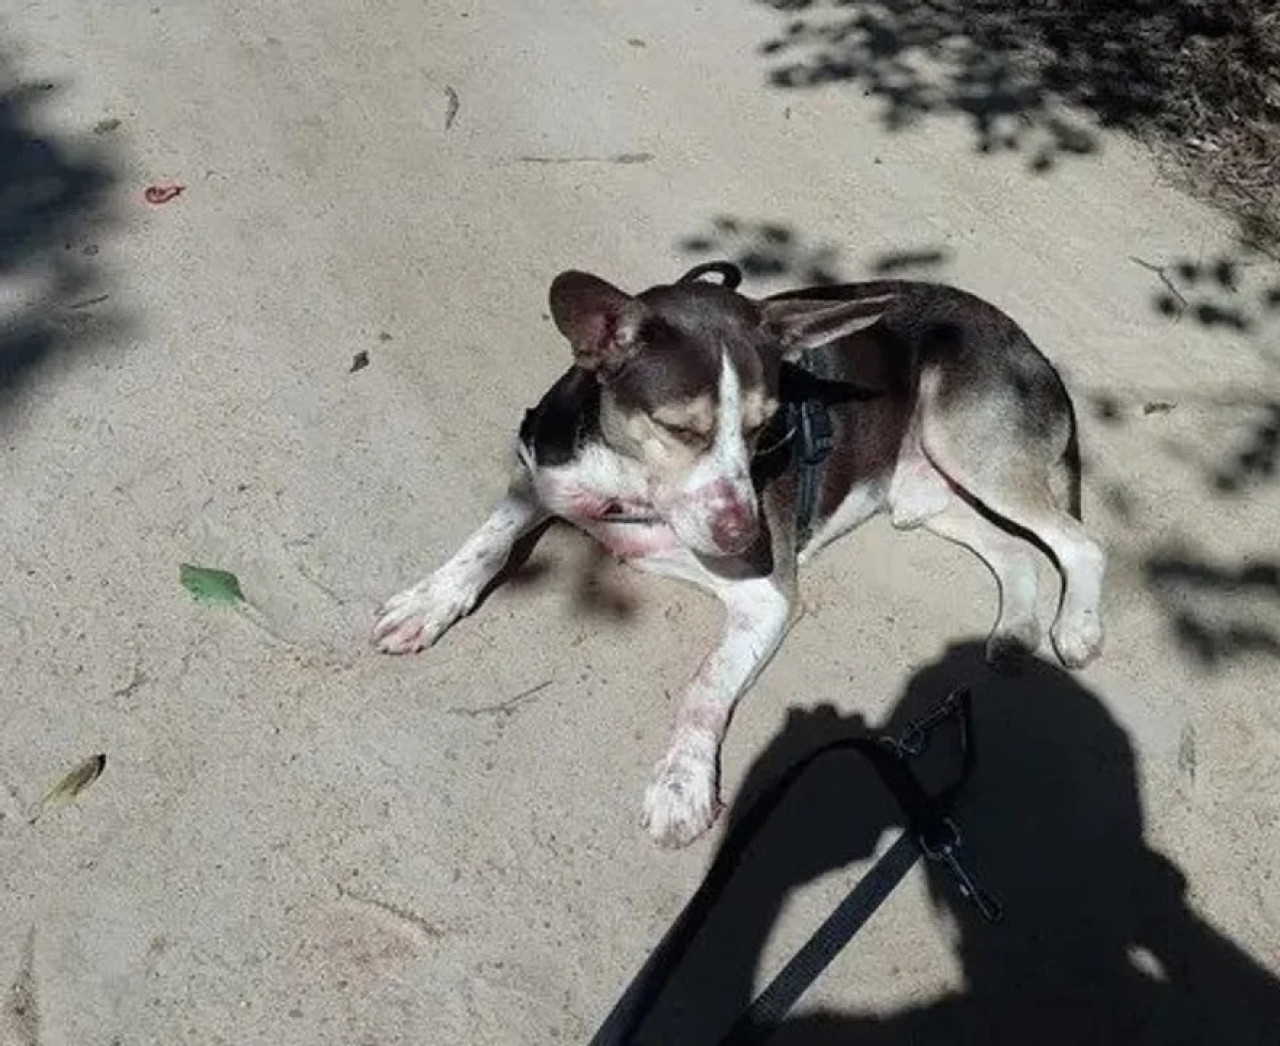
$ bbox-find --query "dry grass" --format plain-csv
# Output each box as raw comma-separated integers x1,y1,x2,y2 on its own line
1162,4,1280,249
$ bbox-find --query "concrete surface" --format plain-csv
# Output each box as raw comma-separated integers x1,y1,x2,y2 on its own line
2,2,1279,1043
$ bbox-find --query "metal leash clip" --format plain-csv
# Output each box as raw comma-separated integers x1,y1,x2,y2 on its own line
894,688,967,758
919,817,1005,924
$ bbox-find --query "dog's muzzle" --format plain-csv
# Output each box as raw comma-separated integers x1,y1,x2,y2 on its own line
709,501,758,554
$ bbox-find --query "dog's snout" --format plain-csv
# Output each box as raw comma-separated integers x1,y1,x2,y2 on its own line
710,500,758,553
658,477,760,557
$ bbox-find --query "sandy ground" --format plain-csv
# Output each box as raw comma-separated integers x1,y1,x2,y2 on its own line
2,2,1279,1043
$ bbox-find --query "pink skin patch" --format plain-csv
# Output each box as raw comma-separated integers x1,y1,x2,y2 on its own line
562,490,619,518
676,702,729,739
558,487,656,523
659,477,759,556
555,486,679,559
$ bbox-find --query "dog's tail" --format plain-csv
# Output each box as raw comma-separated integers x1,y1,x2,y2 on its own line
1057,412,1083,521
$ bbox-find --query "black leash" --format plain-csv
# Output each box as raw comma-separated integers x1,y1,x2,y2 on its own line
721,830,920,1045
589,688,1001,1046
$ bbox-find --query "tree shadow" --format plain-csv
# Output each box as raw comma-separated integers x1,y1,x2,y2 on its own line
1115,243,1280,665
1144,553,1280,666
678,217,847,287
0,54,122,420
677,216,952,287
749,0,1280,222
624,642,1280,1044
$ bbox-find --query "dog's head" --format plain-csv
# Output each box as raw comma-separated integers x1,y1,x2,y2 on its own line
548,263,892,557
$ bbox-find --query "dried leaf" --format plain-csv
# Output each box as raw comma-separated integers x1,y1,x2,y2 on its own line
30,754,106,823
143,183,185,205
180,563,245,605
444,85,460,131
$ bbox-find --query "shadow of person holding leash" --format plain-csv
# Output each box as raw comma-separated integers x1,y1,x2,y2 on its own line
606,641,1280,1045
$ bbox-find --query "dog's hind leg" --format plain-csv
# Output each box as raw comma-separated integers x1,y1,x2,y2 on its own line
916,371,1105,669
373,468,548,654
919,496,1045,667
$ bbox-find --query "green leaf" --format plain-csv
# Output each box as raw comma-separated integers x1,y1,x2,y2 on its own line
179,563,245,605
30,753,106,823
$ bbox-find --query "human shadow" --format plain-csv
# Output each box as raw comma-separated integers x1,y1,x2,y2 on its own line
627,641,1280,1044
0,53,121,417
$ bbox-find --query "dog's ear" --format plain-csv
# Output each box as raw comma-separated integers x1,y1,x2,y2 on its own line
759,294,895,358
549,271,646,373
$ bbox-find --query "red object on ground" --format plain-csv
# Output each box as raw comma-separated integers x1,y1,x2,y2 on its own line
144,184,185,205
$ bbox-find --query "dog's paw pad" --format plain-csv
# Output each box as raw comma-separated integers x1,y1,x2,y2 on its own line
641,755,720,849
372,581,472,654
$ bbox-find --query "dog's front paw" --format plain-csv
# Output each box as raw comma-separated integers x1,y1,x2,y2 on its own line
642,752,721,849
372,577,473,654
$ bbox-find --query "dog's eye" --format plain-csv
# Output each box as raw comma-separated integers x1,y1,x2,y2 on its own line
657,421,705,444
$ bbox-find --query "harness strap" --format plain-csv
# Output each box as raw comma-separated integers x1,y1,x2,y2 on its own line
791,347,835,550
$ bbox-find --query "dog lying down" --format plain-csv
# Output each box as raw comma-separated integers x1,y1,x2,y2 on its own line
373,261,1105,848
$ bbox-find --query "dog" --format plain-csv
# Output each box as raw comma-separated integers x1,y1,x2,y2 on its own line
372,260,1106,848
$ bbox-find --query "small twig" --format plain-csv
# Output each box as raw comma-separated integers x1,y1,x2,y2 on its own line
111,655,148,699
443,85,460,131
294,564,346,606
66,293,110,310
233,601,298,648
512,152,654,165
337,884,444,940
1129,256,1189,314
449,679,553,718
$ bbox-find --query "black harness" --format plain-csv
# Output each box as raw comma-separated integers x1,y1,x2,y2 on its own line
752,346,839,551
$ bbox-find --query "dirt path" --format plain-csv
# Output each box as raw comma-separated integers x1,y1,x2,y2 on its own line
2,3,1278,1042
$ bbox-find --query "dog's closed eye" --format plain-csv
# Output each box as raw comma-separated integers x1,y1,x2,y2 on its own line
657,420,708,444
